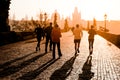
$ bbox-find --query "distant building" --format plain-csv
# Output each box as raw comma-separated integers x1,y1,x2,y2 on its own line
72,7,81,26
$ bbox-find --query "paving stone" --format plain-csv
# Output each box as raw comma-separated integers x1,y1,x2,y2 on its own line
0,31,120,80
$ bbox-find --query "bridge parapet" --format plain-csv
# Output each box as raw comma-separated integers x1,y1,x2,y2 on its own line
97,31,120,48
0,31,35,46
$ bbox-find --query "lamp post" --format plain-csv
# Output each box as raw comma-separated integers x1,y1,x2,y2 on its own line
44,12,47,26
104,14,107,32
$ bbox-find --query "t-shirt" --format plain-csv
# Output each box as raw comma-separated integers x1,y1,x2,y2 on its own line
35,27,43,38
88,29,96,39
45,26,52,37
73,27,83,40
51,27,61,42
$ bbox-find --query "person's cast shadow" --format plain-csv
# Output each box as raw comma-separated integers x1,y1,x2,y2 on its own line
79,55,94,80
50,55,77,80
17,58,59,80
0,51,47,78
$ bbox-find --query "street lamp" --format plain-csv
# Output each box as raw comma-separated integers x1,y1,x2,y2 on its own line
44,12,47,26
44,12,47,21
104,14,107,32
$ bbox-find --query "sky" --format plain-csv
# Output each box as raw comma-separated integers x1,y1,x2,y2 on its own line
9,0,120,20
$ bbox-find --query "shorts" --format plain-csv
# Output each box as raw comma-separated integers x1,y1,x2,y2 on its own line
74,39,81,43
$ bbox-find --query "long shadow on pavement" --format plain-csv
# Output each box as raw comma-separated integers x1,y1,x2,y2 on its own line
0,51,36,69
17,58,59,80
0,52,47,78
79,55,94,80
50,55,77,80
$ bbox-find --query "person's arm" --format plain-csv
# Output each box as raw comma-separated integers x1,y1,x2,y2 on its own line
51,29,53,38
60,31,62,37
59,28,62,37
94,30,97,35
81,30,83,37
73,29,75,35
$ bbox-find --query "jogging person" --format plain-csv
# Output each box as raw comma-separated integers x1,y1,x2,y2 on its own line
88,25,96,55
73,24,83,55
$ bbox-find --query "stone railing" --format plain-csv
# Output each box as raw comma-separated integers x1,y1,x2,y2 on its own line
0,31,35,46
97,31,120,48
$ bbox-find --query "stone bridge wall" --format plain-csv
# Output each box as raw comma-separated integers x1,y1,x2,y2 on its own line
0,31,35,46
97,31,120,48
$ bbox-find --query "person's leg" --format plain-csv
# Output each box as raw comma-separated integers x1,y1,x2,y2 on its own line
50,37,52,51
89,39,93,55
45,37,49,53
77,39,81,53
52,42,56,59
91,39,94,53
91,39,94,49
74,40,76,51
77,43,80,53
36,40,39,51
74,42,78,55
57,42,62,57
88,39,91,50
78,39,81,48
36,37,41,51
74,40,77,50
88,39,91,54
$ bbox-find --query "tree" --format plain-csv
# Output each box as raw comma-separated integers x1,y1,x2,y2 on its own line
39,12,43,25
43,12,48,27
87,21,90,30
64,19,69,32
93,18,97,30
53,12,57,26
0,0,11,32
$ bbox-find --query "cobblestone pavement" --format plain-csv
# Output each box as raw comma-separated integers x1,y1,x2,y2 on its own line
0,31,120,80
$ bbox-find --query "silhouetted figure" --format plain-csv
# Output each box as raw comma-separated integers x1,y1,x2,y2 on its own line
44,22,53,53
51,24,62,59
88,25,96,55
73,24,83,55
41,26,45,40
34,24,43,51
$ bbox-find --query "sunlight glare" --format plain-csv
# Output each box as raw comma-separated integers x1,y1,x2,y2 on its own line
9,0,120,20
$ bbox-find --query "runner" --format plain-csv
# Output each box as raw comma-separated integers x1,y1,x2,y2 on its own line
73,24,83,55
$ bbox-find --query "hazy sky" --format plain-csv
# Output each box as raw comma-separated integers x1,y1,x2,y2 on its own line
9,0,120,20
